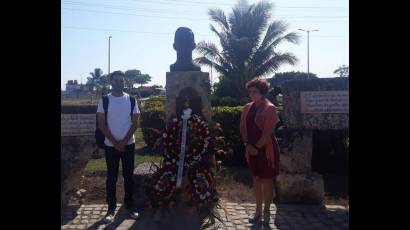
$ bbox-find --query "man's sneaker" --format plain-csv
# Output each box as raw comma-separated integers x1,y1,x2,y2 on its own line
127,209,140,219
104,209,115,223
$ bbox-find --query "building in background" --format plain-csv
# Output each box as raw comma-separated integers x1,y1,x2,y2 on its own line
62,80,91,99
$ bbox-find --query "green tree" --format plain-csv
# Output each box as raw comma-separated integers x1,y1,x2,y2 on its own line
124,69,141,89
213,75,242,97
267,71,318,86
135,74,152,87
195,0,299,98
124,69,152,88
334,65,349,77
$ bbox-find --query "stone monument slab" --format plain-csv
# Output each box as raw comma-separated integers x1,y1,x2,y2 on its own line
282,78,349,130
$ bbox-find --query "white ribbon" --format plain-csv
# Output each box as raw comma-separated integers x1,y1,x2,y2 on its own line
176,108,192,188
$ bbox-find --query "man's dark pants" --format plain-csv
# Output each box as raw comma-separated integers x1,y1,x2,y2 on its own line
104,144,135,211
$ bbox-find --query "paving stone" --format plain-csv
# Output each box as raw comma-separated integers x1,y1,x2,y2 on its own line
72,219,80,224
62,202,349,229
225,202,236,206
232,219,243,225
224,222,234,227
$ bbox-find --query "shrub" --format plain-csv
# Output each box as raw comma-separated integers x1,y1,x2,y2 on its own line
140,97,166,148
211,96,248,107
211,106,245,166
142,96,165,111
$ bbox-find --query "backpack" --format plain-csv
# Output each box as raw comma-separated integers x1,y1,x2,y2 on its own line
95,95,136,149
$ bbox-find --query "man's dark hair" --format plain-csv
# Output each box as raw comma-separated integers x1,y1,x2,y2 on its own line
110,70,125,81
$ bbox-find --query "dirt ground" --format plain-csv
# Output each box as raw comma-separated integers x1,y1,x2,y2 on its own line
78,174,348,208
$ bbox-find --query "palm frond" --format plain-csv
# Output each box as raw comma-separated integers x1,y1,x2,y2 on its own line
196,41,220,58
209,25,229,52
258,21,288,50
194,57,230,77
254,52,298,77
196,41,234,74
208,8,230,31
250,22,299,70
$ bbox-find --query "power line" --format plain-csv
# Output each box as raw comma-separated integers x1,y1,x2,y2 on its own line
62,1,349,15
62,26,211,36
61,2,348,18
62,25,348,38
62,7,206,20
120,0,348,9
62,7,349,21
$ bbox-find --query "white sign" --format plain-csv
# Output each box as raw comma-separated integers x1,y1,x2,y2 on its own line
300,91,349,114
61,114,96,136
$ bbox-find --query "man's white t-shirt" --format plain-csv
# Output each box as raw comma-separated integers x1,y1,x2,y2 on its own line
97,93,140,147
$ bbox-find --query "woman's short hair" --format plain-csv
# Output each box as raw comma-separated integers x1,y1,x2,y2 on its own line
245,78,270,95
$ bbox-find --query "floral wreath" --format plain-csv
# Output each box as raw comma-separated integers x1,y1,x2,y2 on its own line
145,113,218,209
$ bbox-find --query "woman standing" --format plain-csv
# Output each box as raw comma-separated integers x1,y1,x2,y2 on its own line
240,78,280,224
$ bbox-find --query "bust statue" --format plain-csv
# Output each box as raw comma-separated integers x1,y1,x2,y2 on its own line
170,27,201,72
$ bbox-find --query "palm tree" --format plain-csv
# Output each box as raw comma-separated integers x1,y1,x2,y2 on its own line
195,0,299,98
86,68,109,97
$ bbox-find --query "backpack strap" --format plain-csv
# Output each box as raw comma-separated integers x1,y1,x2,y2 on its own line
129,95,136,117
102,95,109,125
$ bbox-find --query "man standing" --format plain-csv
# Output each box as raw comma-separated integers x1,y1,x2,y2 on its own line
97,71,140,222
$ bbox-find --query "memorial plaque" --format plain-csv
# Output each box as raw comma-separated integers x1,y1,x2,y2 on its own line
61,114,95,136
300,91,349,114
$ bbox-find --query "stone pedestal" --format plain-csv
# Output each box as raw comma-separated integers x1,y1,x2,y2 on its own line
276,129,324,204
276,172,324,204
279,130,312,174
165,71,211,122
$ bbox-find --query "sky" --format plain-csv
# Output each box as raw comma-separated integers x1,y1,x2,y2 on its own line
61,0,349,90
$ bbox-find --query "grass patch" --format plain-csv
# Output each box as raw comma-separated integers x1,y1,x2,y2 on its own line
135,128,143,143
84,153,163,176
85,128,151,176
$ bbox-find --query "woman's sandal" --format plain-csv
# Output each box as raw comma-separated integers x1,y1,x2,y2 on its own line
249,213,262,223
263,209,271,224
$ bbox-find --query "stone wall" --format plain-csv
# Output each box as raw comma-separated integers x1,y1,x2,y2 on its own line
277,77,349,204
61,105,97,208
